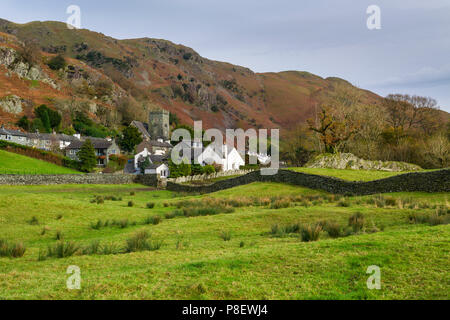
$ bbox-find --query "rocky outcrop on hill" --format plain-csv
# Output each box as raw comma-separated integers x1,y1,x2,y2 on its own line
306,153,422,172
0,94,31,114
0,46,57,89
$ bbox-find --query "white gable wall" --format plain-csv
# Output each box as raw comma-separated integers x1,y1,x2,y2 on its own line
197,144,245,171
134,148,151,169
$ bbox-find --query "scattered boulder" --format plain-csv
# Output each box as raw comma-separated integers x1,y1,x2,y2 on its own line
306,153,422,172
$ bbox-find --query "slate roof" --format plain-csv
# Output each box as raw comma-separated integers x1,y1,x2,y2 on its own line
147,163,166,169
131,121,151,140
150,154,169,163
136,140,172,153
66,138,112,149
0,127,27,137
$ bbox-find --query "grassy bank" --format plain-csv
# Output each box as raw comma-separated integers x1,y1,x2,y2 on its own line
0,150,80,175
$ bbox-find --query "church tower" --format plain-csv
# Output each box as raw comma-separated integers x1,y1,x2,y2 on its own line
149,109,170,140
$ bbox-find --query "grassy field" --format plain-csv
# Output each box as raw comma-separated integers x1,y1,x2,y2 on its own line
287,167,421,181
0,150,80,174
0,180,448,300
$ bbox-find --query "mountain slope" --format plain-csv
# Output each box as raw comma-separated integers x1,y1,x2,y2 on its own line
0,19,385,133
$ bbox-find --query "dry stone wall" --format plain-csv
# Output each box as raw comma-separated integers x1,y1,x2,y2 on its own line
166,169,450,195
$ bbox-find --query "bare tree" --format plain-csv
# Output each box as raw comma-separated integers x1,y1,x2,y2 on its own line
422,133,450,168
385,94,440,134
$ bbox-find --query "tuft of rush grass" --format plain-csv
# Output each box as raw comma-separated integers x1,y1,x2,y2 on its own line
45,241,79,259
219,231,232,241
0,239,26,258
28,216,39,225
143,215,161,225
125,231,162,252
349,212,365,233
300,223,322,242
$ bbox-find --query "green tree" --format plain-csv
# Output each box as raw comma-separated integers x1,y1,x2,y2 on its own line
16,116,31,131
31,118,45,132
138,156,151,174
203,165,215,174
168,158,191,178
191,163,204,175
34,104,61,131
119,126,143,153
77,139,97,172
178,160,191,177
40,110,51,133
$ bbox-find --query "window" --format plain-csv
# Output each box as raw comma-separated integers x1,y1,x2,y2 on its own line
7,135,11,140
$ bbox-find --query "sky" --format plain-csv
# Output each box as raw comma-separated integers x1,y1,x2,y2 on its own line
2,0,450,112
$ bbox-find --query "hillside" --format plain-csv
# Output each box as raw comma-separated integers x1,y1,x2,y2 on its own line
0,19,387,133
0,150,79,174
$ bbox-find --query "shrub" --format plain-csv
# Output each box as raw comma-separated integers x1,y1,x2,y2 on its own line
0,239,26,258
46,241,79,258
349,212,365,233
130,191,135,196
163,202,169,207
219,231,231,241
47,54,67,70
239,241,245,248
300,224,322,242
146,202,155,209
203,165,215,174
56,214,63,220
128,201,134,207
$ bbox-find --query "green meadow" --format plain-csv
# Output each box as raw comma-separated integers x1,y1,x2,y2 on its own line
0,175,448,300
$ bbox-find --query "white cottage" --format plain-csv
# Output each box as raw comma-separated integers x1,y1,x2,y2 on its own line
134,147,170,177
144,163,170,178
197,143,245,171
